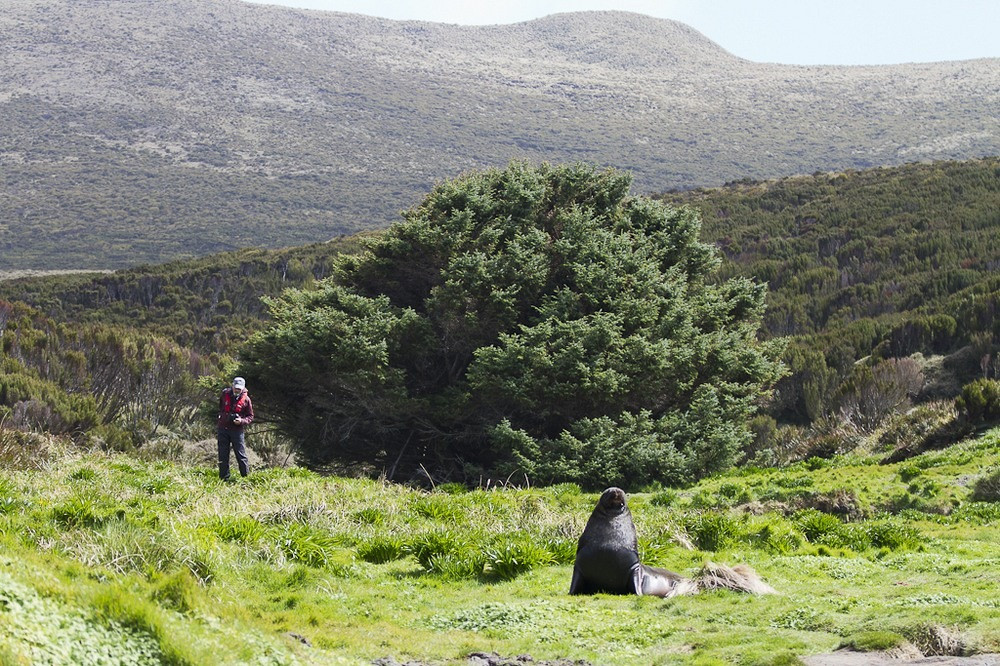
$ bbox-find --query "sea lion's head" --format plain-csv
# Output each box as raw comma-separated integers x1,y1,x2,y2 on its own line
596,487,628,514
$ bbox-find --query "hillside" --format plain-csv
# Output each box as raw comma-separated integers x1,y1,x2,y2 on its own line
659,158,1000,431
5,159,997,432
2,0,999,269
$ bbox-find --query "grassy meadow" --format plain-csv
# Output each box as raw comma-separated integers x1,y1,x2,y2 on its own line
0,427,998,665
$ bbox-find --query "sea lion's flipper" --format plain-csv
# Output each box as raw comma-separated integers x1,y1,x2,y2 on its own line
630,563,643,595
639,564,699,598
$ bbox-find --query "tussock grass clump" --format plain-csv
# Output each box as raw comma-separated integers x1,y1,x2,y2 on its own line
856,519,924,551
412,495,463,522
425,550,488,579
203,515,268,545
791,509,923,553
749,521,804,554
539,535,577,565
794,509,844,544
69,519,215,582
150,569,201,615
484,534,555,580
68,467,98,482
0,427,52,470
275,524,342,568
50,495,125,529
356,535,407,564
971,466,1000,502
406,530,478,573
684,512,745,551
353,507,385,525
902,623,967,656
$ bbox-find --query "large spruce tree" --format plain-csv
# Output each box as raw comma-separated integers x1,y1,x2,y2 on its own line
240,163,783,487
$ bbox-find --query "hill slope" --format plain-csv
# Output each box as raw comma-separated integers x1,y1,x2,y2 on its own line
4,158,998,431
2,0,998,268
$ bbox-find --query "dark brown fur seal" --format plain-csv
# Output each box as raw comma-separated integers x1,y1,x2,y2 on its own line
569,487,774,598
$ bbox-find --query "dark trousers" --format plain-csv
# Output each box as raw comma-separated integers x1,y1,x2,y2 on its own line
217,427,249,479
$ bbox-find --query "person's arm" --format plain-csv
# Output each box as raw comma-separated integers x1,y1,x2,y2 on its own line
240,395,254,425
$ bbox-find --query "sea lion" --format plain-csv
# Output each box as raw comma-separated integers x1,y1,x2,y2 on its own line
570,487,698,597
569,487,774,598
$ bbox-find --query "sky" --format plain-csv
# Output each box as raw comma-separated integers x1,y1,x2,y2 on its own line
241,0,1000,66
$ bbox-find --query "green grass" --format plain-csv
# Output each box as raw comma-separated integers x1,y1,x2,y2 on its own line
0,429,998,664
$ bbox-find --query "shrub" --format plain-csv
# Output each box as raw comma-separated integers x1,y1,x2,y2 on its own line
240,162,783,487
832,358,924,433
878,401,956,453
956,379,1000,424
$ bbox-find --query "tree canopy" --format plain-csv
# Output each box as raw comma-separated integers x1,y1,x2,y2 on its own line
239,162,784,488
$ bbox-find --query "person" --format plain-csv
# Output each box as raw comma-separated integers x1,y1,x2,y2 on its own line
217,376,253,481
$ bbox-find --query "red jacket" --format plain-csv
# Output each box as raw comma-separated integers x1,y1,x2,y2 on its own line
218,387,254,430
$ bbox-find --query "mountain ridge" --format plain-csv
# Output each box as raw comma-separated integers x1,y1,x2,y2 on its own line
2,0,998,268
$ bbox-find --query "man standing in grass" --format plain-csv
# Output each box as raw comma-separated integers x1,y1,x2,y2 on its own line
218,376,253,481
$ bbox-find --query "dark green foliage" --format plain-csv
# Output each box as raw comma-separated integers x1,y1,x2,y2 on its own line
794,509,845,545
661,158,1000,426
240,163,783,487
955,379,1000,425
